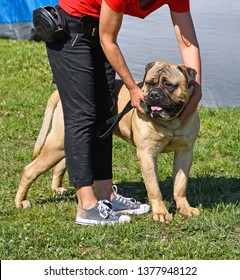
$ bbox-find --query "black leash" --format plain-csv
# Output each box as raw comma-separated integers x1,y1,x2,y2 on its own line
97,100,133,139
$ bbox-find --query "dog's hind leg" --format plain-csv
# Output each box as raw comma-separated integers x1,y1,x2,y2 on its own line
51,158,67,195
15,133,65,208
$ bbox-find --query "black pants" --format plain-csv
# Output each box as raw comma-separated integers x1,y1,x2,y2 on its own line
46,10,115,187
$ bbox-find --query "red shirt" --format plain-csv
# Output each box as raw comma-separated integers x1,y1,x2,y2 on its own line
59,0,190,19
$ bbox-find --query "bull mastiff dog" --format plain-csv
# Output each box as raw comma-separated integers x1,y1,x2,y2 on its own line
15,62,200,223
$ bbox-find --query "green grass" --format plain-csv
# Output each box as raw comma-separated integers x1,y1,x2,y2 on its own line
0,39,240,260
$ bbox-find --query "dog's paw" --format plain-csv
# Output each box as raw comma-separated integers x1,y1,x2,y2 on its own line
180,206,199,217
15,200,31,208
152,211,172,223
55,187,67,196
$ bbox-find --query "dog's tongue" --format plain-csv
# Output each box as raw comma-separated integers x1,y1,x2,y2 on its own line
151,106,163,111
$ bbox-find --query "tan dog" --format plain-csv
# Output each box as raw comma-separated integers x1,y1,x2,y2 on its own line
15,62,200,222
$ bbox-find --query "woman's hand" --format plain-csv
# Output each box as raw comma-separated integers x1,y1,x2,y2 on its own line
178,82,202,120
129,85,146,114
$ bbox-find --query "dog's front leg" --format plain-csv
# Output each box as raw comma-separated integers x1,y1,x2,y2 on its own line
173,149,199,217
137,149,172,223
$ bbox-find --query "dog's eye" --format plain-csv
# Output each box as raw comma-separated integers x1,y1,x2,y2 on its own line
163,80,176,91
146,80,157,87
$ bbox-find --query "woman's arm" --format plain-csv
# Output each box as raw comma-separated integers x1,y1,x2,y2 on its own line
171,11,202,120
99,0,145,113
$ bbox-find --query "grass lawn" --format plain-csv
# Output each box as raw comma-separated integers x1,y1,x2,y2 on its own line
0,39,240,260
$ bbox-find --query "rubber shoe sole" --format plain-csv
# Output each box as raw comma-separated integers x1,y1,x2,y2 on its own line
113,204,151,215
76,214,131,226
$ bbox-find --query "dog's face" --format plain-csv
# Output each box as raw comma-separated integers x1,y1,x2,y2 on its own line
140,62,197,120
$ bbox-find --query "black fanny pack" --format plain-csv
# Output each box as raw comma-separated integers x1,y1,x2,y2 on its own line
33,6,68,42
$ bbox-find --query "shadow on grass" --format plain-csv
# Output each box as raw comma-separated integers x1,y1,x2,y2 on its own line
118,176,240,208
36,176,240,211
117,176,240,210
36,189,77,205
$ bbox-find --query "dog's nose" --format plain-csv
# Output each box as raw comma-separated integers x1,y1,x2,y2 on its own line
149,90,161,101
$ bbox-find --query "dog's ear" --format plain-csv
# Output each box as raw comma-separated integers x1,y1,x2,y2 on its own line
145,62,155,73
143,62,155,81
177,65,197,88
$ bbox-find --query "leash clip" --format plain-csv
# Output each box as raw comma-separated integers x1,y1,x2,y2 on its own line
91,27,98,36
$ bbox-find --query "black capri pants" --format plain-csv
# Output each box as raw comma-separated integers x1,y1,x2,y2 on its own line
46,9,116,187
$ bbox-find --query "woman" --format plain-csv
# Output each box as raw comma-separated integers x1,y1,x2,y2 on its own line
46,0,202,225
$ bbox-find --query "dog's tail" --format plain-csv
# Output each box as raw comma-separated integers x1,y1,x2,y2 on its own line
32,90,60,160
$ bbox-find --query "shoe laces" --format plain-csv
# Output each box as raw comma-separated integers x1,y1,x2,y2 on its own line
98,200,116,219
112,185,137,206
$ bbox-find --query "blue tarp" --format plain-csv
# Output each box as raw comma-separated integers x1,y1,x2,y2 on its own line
0,0,58,40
